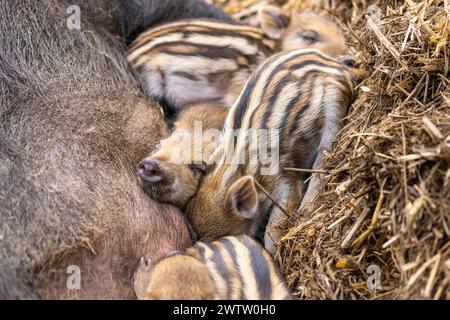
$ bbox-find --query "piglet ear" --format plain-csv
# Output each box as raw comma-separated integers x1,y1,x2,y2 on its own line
258,5,290,40
226,176,259,220
337,55,356,68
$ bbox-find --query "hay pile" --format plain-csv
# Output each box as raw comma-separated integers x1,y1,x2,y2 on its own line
210,0,449,299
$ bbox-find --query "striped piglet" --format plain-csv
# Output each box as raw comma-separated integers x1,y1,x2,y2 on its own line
185,49,356,253
127,6,349,114
138,103,227,207
133,235,291,300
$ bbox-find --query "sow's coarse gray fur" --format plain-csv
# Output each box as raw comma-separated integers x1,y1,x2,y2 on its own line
0,0,229,299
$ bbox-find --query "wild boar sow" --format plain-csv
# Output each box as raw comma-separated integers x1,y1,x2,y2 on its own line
0,0,229,299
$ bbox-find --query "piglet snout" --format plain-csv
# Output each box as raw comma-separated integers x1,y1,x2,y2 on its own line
138,160,163,183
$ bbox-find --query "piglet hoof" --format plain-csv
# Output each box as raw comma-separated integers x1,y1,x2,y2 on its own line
264,233,278,255
133,257,154,300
